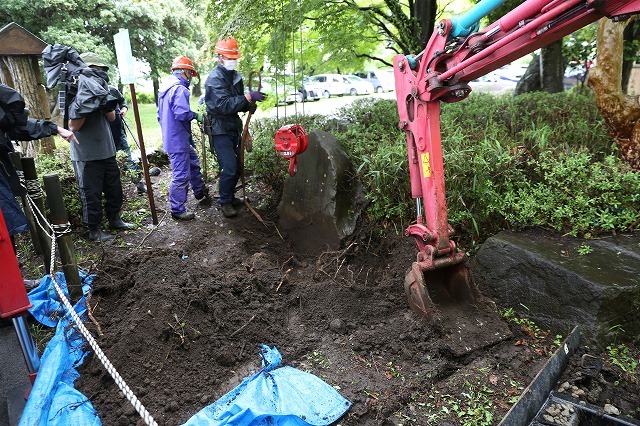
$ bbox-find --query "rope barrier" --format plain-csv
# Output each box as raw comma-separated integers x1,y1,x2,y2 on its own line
21,186,159,426
25,178,44,200
51,222,72,237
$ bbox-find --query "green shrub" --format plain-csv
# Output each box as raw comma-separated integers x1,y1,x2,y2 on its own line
125,91,155,105
499,152,640,236
35,149,152,230
35,149,83,227
247,90,638,246
332,98,410,225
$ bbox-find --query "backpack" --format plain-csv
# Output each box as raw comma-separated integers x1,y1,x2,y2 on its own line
41,44,116,127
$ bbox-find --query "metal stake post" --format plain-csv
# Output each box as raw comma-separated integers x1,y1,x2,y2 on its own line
11,316,40,384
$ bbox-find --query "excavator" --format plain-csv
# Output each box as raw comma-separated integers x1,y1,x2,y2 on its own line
393,0,640,319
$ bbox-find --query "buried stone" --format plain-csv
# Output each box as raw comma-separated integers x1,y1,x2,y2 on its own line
277,130,367,253
471,230,640,346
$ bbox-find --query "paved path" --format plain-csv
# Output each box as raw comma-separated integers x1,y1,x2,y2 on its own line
255,90,396,120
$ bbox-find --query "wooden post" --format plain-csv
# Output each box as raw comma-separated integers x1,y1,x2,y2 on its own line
128,84,158,225
21,157,51,273
42,174,82,303
8,152,42,254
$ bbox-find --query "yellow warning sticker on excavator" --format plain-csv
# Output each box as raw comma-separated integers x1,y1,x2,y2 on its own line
421,153,431,178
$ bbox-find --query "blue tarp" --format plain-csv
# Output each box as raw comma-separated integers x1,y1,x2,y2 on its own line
183,345,351,426
20,271,101,426
20,273,351,426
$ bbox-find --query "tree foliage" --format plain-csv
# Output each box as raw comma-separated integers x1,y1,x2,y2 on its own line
0,0,204,99
202,0,437,78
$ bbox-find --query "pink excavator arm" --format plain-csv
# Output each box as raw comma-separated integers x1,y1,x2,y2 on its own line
394,0,640,318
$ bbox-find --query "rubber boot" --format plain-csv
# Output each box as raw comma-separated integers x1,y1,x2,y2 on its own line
88,225,115,242
220,204,237,218
172,211,195,220
196,186,211,206
108,214,135,230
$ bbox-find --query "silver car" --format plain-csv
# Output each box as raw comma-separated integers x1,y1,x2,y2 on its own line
306,74,350,98
342,75,375,96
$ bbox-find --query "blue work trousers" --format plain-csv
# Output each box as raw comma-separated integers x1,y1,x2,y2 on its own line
168,148,205,215
211,134,241,205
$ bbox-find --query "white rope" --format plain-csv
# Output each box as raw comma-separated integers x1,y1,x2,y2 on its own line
25,178,44,199
22,186,159,426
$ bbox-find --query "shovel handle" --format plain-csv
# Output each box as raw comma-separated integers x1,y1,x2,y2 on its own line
247,71,262,92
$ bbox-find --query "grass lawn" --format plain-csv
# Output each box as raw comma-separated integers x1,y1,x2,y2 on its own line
126,100,204,151
126,102,162,150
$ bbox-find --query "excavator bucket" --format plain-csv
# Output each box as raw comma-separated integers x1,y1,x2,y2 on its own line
404,261,477,320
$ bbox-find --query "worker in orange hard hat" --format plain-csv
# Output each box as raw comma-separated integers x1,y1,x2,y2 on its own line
158,55,210,221
171,55,199,78
203,37,266,218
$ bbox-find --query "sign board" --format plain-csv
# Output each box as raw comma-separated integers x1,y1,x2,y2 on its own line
113,29,135,84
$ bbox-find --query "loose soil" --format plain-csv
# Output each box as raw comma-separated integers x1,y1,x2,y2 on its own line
52,170,638,426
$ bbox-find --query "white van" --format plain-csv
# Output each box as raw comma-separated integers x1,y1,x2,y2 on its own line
354,70,395,93
306,74,350,98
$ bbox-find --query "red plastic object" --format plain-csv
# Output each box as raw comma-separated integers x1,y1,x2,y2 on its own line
0,210,31,318
274,124,309,176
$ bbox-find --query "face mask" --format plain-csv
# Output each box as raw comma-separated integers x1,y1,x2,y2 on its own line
222,59,238,71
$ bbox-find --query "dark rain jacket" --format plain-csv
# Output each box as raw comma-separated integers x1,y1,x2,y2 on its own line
42,44,117,122
204,65,251,137
108,85,127,146
0,85,58,235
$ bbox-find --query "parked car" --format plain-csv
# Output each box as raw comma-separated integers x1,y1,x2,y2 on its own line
494,64,528,83
468,72,517,94
299,77,322,102
342,75,375,96
354,70,395,93
284,89,304,104
306,74,350,98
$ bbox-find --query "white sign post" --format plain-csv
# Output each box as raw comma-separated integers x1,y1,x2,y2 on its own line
113,28,158,224
113,29,136,84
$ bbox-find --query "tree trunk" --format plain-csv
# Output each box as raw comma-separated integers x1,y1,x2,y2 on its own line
0,55,56,156
587,17,640,170
415,0,437,48
515,54,541,95
540,39,564,93
514,40,564,96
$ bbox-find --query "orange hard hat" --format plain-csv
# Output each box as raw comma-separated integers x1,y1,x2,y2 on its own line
214,37,241,59
171,56,198,77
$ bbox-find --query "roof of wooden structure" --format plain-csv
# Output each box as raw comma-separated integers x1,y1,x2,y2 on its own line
0,23,47,56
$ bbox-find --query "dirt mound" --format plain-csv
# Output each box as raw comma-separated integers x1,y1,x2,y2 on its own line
72,187,639,425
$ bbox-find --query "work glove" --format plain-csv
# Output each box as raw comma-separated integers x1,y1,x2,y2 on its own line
249,103,257,114
194,112,203,123
249,91,266,102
